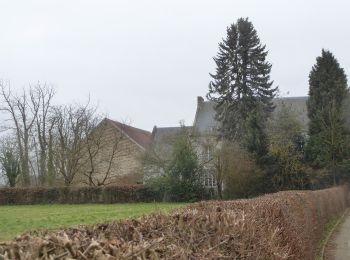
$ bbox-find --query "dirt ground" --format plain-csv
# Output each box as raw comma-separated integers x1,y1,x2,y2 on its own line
325,211,350,260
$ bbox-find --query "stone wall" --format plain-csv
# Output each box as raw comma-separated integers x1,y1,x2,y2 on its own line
74,120,145,186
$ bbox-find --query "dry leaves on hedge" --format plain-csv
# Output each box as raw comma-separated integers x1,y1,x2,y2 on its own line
0,186,347,260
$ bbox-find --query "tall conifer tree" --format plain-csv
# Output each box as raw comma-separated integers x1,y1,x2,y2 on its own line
306,49,349,184
207,18,277,157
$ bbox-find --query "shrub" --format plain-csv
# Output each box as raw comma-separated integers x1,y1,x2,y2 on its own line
0,186,347,259
0,185,160,205
266,102,310,191
218,144,264,199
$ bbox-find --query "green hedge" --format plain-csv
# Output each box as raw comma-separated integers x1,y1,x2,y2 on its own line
0,185,161,204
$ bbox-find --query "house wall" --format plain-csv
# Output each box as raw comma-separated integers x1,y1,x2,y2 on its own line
74,121,145,186
143,127,219,188
192,133,219,189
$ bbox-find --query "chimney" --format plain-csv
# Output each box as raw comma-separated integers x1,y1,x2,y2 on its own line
197,96,204,104
151,125,157,139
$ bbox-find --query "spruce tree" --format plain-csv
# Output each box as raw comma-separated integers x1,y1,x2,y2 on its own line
306,49,349,184
207,18,277,156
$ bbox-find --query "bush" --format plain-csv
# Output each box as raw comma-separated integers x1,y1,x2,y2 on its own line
218,144,264,199
0,185,161,205
266,102,310,191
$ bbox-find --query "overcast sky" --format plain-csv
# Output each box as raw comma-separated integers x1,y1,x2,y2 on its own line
0,0,349,131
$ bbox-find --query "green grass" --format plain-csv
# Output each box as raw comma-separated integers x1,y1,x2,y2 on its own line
0,203,186,241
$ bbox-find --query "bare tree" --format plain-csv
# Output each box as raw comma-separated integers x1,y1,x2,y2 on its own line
51,104,92,186
142,127,186,182
142,141,171,182
33,85,55,185
82,120,132,186
215,142,263,199
211,141,230,199
0,82,139,188
0,83,40,186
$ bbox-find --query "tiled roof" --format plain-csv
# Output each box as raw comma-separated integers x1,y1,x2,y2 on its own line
106,118,152,150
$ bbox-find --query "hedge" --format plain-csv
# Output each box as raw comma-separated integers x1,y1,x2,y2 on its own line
0,186,348,259
0,185,161,204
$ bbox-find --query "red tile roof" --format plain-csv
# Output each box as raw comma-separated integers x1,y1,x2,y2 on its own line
106,118,152,150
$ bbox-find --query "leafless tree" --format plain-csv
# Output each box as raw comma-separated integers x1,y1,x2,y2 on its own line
82,119,132,186
0,82,137,188
32,85,56,185
142,142,170,181
211,141,229,199
50,103,92,186
142,130,180,182
0,83,40,186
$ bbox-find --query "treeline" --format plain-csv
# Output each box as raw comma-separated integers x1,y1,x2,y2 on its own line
0,185,158,204
0,83,126,188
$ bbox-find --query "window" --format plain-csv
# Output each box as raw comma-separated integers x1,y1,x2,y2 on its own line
200,145,212,162
207,146,211,161
202,170,216,188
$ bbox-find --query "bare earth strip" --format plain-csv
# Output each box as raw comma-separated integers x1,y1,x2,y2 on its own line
326,211,350,260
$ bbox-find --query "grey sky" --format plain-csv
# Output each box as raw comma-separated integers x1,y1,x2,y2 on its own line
0,0,349,131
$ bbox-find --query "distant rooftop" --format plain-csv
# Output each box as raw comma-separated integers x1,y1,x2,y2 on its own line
193,96,312,133
152,126,192,142
193,95,350,134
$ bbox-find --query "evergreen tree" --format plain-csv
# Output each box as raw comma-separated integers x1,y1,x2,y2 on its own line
243,104,269,160
0,139,21,187
146,126,206,202
305,49,349,184
165,127,205,202
207,18,277,156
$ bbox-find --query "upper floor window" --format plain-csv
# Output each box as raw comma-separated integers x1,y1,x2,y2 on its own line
202,170,216,188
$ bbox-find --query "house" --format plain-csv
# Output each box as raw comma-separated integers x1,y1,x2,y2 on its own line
192,96,326,151
143,126,192,181
191,95,313,190
88,95,349,188
75,118,152,186
144,107,219,188
192,94,350,189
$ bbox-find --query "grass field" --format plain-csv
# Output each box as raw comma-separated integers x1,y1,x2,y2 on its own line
0,203,186,241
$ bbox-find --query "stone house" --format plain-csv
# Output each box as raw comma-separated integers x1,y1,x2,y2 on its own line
77,95,350,187
191,96,311,189
143,126,192,181
191,94,350,190
75,118,152,186
144,103,219,188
